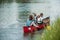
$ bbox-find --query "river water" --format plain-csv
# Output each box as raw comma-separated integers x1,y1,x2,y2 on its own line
0,0,60,40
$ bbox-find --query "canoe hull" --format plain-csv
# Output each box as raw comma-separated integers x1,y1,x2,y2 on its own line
23,24,45,33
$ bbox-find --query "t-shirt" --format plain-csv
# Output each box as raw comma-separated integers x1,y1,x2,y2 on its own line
26,19,33,26
37,17,43,23
26,19,38,27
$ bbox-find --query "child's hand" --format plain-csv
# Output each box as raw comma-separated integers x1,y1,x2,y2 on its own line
36,26,39,27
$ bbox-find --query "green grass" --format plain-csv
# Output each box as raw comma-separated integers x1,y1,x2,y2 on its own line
35,17,60,40
30,18,60,40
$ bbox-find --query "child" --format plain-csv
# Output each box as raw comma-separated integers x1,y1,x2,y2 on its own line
37,13,44,24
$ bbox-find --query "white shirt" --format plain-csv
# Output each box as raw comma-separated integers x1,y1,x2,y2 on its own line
37,17,44,23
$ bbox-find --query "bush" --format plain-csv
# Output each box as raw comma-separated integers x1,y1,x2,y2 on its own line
40,17,60,40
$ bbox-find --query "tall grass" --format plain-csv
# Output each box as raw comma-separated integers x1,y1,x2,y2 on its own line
40,17,60,40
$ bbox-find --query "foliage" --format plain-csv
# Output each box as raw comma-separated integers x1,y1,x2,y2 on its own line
40,17,60,40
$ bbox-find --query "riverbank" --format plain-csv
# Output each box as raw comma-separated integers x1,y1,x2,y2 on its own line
35,17,60,40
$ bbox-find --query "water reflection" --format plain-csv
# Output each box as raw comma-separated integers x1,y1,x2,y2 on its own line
0,0,50,3
0,0,13,4
23,29,44,40
24,33,33,40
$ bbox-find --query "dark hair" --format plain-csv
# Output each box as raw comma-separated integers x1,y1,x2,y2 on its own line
33,13,36,16
40,13,43,17
45,17,50,19
40,13,43,15
29,15,33,20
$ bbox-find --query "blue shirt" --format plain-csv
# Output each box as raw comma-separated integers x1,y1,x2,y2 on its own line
26,19,33,27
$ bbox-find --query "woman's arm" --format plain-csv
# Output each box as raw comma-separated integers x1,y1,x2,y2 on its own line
31,21,38,27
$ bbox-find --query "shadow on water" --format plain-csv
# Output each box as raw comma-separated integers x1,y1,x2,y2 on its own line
16,0,48,3
23,33,34,40
23,29,44,40
0,0,49,4
0,0,13,4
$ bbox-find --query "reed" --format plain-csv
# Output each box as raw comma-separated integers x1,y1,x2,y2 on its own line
41,17,60,40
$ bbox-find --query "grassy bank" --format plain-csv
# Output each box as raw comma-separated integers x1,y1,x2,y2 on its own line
36,17,60,40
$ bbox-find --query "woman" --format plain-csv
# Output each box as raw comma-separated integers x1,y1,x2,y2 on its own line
26,15,38,27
